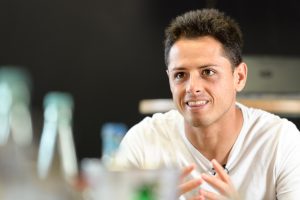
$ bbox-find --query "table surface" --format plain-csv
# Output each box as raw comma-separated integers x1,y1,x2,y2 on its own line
139,94,300,116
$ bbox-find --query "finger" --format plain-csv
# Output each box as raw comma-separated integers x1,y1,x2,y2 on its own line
179,178,203,195
200,189,224,200
187,194,205,200
180,164,196,180
201,173,229,195
186,189,205,200
211,159,230,183
188,194,205,200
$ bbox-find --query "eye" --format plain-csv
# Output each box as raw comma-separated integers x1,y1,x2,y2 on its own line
174,72,185,80
202,69,215,76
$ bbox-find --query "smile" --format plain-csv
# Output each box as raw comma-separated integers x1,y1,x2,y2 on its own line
186,100,208,106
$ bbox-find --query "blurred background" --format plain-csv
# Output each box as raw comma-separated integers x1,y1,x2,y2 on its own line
0,0,300,162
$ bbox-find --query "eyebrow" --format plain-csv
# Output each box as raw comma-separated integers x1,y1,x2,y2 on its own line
170,64,218,71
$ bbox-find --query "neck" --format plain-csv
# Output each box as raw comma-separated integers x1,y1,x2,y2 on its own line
184,106,243,164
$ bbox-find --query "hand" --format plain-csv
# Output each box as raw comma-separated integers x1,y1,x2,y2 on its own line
178,164,203,196
199,159,241,200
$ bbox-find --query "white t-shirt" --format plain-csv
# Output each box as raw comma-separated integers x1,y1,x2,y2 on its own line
115,103,300,200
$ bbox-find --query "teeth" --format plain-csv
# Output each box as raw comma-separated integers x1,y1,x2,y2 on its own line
188,100,207,106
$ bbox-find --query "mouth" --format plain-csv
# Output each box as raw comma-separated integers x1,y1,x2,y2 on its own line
186,100,209,107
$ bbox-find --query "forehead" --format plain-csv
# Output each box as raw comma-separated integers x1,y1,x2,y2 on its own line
168,36,229,69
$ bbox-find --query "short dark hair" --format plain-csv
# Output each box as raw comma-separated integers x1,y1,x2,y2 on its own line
164,9,243,68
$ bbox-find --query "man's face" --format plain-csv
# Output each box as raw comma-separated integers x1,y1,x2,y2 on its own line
167,36,246,128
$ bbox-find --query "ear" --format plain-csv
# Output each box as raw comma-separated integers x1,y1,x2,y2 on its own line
234,62,247,92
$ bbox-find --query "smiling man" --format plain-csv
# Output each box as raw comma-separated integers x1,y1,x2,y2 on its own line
114,9,300,200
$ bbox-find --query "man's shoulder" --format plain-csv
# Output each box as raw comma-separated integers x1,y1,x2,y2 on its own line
238,102,284,123
238,102,299,136
126,109,183,138
139,109,182,126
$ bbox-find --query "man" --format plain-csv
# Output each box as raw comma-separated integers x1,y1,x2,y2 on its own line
114,9,300,199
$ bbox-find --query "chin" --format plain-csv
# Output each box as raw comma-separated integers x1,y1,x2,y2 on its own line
190,112,216,126
185,116,206,127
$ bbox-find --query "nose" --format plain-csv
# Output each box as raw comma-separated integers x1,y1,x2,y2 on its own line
186,75,201,94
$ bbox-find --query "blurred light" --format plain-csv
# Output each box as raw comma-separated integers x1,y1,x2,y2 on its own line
0,67,33,146
37,92,78,183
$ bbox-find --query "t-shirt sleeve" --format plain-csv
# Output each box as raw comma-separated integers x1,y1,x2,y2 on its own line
112,124,146,169
275,121,300,200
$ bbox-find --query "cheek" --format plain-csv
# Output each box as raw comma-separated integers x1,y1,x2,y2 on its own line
169,80,178,93
168,78,175,93
170,85,183,100
169,82,174,95
171,87,178,98
211,79,234,96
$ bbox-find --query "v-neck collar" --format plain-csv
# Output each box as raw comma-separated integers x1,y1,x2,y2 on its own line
178,103,248,172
